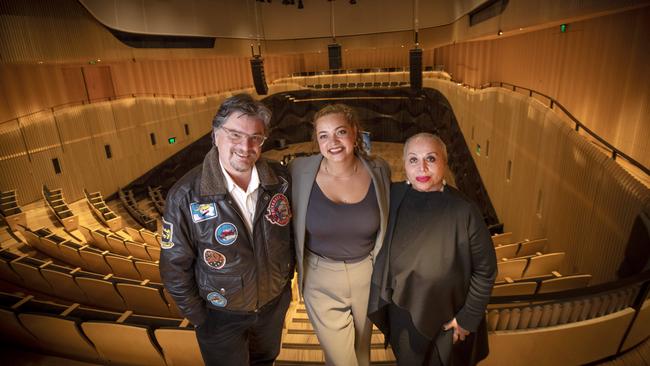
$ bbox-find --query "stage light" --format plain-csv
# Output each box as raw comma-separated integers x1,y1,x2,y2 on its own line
298,0,303,9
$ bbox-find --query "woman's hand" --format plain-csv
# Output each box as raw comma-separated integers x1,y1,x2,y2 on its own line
443,318,470,344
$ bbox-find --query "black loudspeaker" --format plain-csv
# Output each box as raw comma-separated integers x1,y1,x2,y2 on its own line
250,57,268,95
409,48,423,90
328,43,342,70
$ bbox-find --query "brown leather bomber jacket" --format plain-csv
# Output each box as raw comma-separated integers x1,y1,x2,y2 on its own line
160,147,295,326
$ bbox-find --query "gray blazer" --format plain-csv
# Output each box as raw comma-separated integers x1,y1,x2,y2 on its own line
290,153,391,295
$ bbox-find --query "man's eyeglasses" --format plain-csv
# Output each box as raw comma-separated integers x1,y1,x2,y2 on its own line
220,126,267,147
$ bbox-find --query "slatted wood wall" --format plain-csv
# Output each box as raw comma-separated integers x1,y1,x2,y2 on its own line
434,6,650,168
427,77,649,284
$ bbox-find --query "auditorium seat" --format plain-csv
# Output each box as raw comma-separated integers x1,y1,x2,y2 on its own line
125,226,146,243
146,245,161,261
18,311,102,363
37,235,62,258
162,288,183,318
105,255,141,280
496,258,528,283
40,266,89,304
106,235,130,256
518,238,547,257
134,261,161,283
494,243,520,260
523,252,566,278
0,255,23,284
0,307,40,349
78,225,94,243
9,256,54,294
59,242,87,268
124,240,152,261
155,324,205,366
75,275,127,311
537,274,592,294
81,319,167,366
491,281,538,297
116,282,172,317
492,232,513,246
79,248,113,274
140,230,161,247
90,229,113,252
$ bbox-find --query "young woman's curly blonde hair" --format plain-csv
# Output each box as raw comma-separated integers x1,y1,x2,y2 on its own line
312,104,368,157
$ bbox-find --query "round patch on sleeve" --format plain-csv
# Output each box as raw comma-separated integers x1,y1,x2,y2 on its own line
214,222,238,246
264,193,292,226
203,249,226,270
206,291,227,307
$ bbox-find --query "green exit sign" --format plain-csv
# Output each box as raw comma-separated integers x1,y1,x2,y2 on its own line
168,137,176,144
560,24,568,33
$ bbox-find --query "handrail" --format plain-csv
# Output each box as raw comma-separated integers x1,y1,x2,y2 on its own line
489,268,650,304
474,81,650,177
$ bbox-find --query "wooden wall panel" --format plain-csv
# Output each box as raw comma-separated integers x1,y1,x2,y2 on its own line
435,6,650,168
426,77,649,283
82,66,115,101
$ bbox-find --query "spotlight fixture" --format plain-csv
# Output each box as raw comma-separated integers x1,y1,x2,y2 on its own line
350,0,357,4
298,0,303,9
497,29,503,36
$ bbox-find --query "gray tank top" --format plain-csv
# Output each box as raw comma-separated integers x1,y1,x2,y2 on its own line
305,181,379,261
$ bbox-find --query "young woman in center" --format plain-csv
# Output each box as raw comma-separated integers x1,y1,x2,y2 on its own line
290,104,391,366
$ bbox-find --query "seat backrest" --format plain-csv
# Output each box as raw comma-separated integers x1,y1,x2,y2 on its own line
518,239,548,257
155,327,205,366
105,256,141,280
75,277,126,311
495,243,520,260
79,250,112,274
106,235,129,256
124,241,152,261
135,261,161,283
0,308,39,348
59,243,86,268
146,245,161,261
492,232,513,246
116,283,171,317
90,230,111,251
0,258,23,284
10,261,53,294
496,259,528,282
537,274,592,294
125,227,145,243
524,252,566,278
491,281,538,297
41,269,88,303
81,322,166,366
19,313,102,363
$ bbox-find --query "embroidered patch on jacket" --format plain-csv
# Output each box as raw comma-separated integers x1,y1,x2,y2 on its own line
161,217,174,249
214,222,238,246
206,291,227,307
203,249,226,269
190,202,218,223
265,193,292,226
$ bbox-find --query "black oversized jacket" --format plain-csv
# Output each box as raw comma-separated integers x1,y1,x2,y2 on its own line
160,147,295,326
368,183,497,365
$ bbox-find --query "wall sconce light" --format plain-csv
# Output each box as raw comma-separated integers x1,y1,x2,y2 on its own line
497,30,503,36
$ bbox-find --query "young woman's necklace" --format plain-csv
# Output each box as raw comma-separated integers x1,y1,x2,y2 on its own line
324,159,358,179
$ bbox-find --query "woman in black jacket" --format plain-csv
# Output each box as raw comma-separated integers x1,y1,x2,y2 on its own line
368,133,497,366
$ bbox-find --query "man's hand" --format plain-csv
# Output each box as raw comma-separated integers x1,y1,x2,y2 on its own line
443,318,470,344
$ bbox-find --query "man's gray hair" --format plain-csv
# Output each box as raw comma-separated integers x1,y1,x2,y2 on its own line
211,93,272,132
403,133,448,162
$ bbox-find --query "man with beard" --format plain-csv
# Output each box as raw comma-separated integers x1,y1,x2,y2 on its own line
160,94,295,366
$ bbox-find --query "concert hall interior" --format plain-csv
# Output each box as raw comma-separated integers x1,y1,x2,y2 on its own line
0,0,649,365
